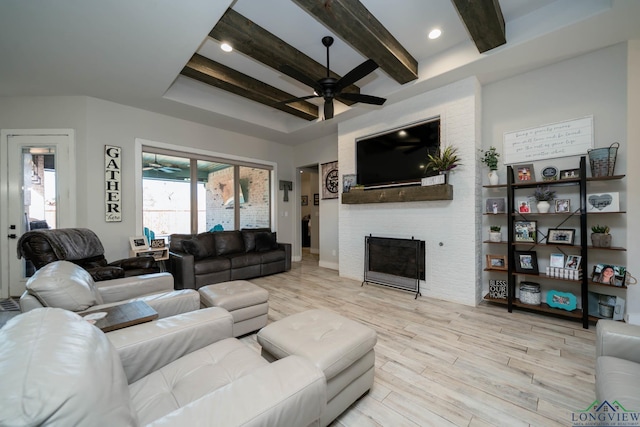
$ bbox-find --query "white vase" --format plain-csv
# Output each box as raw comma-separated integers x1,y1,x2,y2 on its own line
536,200,550,213
488,170,499,185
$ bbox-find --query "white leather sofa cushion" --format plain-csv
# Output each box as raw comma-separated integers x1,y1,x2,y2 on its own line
97,272,174,303
25,260,104,311
130,337,270,424
0,308,136,426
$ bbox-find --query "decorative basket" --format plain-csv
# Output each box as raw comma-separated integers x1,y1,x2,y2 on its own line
588,142,619,177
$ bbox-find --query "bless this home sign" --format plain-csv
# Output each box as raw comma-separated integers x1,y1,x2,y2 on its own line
105,145,122,222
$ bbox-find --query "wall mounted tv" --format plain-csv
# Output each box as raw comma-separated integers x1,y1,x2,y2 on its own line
356,118,440,187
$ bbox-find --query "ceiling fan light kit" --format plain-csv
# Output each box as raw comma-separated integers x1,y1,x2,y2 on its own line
279,36,386,120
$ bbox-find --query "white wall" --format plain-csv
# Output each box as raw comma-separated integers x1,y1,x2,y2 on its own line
338,77,482,305
0,96,297,263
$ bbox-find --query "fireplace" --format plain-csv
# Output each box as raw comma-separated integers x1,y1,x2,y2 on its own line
363,235,425,298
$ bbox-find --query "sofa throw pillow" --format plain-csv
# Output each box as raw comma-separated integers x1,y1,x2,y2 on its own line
241,228,271,252
181,238,209,260
214,231,245,256
255,231,277,252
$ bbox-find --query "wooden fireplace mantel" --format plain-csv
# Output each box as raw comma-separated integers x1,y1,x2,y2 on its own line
341,184,453,204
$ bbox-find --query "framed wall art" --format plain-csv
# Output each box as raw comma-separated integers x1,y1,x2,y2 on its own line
587,192,620,212
486,198,506,214
514,220,536,243
514,250,539,274
321,161,339,199
150,238,165,249
514,164,535,182
486,254,507,271
547,228,575,245
565,255,581,270
342,174,357,193
560,168,580,180
129,236,148,251
591,264,627,287
555,199,570,213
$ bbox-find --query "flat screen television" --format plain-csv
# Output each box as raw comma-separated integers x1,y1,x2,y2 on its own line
356,118,440,187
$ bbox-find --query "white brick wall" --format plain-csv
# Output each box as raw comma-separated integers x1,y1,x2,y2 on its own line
338,77,482,306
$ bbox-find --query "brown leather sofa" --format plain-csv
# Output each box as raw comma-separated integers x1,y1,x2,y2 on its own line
167,229,291,290
17,228,159,281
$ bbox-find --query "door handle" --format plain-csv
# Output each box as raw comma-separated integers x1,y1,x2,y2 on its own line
7,234,17,239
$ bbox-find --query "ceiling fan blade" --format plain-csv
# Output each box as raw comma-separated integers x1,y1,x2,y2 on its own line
274,94,319,106
335,59,379,91
337,92,386,106
324,100,334,120
280,65,322,93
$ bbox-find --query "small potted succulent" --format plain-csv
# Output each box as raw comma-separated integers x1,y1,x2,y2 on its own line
489,225,502,242
591,225,612,248
426,145,461,183
532,186,556,213
480,146,500,185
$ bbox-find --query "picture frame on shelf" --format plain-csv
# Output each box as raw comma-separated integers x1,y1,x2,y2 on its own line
489,279,507,299
517,199,531,213
560,168,580,180
547,228,575,245
555,199,570,213
549,253,565,268
514,250,539,274
342,174,357,193
129,236,148,251
486,198,506,214
514,164,535,182
150,238,165,249
587,192,620,213
541,166,558,181
486,254,507,270
591,263,627,287
514,220,536,243
565,255,582,270
547,290,577,311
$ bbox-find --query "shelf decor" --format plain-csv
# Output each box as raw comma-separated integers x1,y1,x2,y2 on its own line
547,290,577,311
514,251,539,274
489,279,507,299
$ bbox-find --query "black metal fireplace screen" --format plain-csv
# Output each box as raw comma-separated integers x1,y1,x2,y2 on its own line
363,235,425,298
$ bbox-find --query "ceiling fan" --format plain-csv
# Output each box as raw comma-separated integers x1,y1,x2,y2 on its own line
143,155,181,173
279,36,386,119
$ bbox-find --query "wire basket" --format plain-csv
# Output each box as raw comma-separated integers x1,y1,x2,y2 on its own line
588,142,619,177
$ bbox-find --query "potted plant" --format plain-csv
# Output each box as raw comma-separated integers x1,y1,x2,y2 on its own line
532,186,555,213
480,146,500,185
426,145,461,183
489,225,502,242
591,225,612,248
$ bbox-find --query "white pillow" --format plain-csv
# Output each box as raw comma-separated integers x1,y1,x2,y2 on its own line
26,260,104,311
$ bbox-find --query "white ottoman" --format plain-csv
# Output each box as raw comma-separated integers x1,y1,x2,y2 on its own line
198,280,268,337
257,309,377,427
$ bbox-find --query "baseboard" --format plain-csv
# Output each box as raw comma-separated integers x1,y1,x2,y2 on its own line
292,255,302,262
319,260,339,270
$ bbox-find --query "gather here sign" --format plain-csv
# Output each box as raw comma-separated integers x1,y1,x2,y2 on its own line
105,145,122,222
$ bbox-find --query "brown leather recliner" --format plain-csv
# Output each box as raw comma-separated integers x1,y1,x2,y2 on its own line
17,228,159,281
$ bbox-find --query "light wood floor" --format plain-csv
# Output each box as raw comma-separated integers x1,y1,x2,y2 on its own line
242,251,596,427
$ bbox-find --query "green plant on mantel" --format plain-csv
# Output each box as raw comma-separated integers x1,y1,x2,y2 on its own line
532,186,556,201
480,146,500,170
591,225,610,234
490,225,501,232
426,145,461,173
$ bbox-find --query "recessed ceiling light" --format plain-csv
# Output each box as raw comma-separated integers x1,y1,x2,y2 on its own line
428,29,442,40
221,42,233,52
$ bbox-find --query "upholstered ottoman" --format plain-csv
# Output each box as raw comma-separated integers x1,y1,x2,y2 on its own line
198,280,268,337
257,309,377,426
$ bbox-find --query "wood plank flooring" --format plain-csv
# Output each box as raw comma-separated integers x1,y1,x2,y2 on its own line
241,251,596,427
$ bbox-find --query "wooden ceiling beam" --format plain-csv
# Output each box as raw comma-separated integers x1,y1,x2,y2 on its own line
181,54,319,121
209,8,359,104
451,0,506,53
291,0,418,84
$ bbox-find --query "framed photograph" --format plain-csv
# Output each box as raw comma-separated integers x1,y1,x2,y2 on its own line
517,199,531,213
129,236,148,251
565,255,582,270
301,195,308,206
587,192,620,213
555,199,571,213
549,253,565,268
486,198,506,214
342,174,357,193
514,251,539,274
313,193,319,206
560,168,580,180
592,263,627,287
541,166,558,181
515,164,535,182
547,290,577,311
486,254,507,271
514,220,536,243
150,238,165,249
547,228,575,245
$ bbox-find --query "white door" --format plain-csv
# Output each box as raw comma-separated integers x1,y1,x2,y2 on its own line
1,130,75,298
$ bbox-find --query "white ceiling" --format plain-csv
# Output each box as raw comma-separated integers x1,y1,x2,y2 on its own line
1,0,639,145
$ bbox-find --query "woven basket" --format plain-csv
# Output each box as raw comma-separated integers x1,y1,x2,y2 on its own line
588,142,619,177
